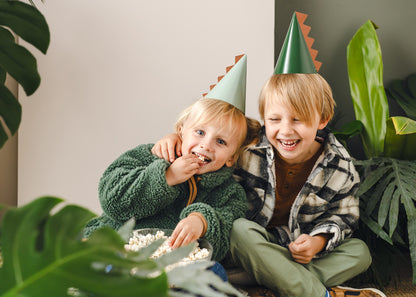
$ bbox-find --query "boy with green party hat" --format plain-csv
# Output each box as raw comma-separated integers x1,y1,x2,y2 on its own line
85,54,261,269
228,12,386,297
152,12,387,297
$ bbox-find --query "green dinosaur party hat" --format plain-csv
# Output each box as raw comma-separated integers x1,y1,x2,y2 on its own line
204,54,247,113
274,12,320,74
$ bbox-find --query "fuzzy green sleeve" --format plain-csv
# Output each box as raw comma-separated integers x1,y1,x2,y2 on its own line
98,144,180,223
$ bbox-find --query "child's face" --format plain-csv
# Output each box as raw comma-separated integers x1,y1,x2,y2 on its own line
180,121,240,174
263,99,328,165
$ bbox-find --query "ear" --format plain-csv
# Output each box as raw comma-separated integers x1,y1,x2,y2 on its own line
318,118,330,130
225,153,239,167
178,125,183,139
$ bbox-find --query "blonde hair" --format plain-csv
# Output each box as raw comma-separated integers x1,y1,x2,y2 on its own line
258,73,335,124
175,98,260,158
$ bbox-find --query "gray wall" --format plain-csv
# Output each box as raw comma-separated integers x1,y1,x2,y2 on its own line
16,0,274,212
276,0,416,135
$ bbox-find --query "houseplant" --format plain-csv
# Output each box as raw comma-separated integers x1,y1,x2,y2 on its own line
0,196,244,297
334,20,416,286
0,0,49,149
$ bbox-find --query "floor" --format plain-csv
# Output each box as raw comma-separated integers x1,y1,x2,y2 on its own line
234,268,416,297
236,280,416,297
381,273,416,297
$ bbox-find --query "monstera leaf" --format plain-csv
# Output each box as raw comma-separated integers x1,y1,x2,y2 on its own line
0,197,244,297
0,197,168,297
354,158,416,283
0,0,50,148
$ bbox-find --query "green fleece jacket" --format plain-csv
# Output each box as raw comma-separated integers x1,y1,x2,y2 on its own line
84,143,247,261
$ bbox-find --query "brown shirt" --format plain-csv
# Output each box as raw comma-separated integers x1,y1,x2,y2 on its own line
267,147,323,228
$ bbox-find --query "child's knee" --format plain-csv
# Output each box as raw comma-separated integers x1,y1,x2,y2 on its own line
230,218,250,241
355,239,372,272
345,238,372,272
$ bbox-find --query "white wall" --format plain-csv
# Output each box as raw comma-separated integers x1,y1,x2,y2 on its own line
18,0,274,213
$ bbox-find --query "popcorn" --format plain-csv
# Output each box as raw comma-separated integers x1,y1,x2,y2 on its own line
125,230,210,270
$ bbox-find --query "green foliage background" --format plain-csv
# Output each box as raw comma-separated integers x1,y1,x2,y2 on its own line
338,19,416,286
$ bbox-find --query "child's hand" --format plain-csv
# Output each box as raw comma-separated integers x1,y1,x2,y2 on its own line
165,154,200,186
288,234,328,264
152,133,182,163
170,215,204,248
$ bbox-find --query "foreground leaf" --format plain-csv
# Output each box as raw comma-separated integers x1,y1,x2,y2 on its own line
347,20,389,158
168,262,244,297
0,197,168,297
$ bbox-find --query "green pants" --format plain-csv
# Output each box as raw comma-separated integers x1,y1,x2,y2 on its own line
229,218,372,297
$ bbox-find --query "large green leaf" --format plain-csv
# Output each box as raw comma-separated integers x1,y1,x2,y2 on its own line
0,25,40,96
386,73,416,121
0,197,245,297
347,20,389,158
0,197,168,297
0,1,50,150
384,116,416,160
0,63,5,84
0,0,49,54
354,158,416,283
0,83,21,147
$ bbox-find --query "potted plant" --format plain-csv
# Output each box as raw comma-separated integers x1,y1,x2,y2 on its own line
334,20,416,287
0,0,49,149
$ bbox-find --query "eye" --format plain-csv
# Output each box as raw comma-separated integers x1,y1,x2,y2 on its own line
268,117,280,122
195,129,205,136
217,138,227,146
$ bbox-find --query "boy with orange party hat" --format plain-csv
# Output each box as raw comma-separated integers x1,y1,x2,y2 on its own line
153,12,387,297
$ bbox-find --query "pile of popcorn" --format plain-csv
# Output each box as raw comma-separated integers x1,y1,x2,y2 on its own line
125,230,210,268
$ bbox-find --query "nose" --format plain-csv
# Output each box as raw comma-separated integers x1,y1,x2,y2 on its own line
200,138,214,151
279,120,293,135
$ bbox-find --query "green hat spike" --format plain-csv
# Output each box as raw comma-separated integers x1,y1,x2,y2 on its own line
274,12,317,74
205,54,247,113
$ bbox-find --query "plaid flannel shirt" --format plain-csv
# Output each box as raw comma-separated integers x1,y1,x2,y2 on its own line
233,127,361,253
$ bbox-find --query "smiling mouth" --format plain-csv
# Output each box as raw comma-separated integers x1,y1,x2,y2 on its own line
192,152,212,164
279,139,299,148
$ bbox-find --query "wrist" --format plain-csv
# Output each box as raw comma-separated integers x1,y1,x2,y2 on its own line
313,233,331,252
165,167,176,186
187,212,208,236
